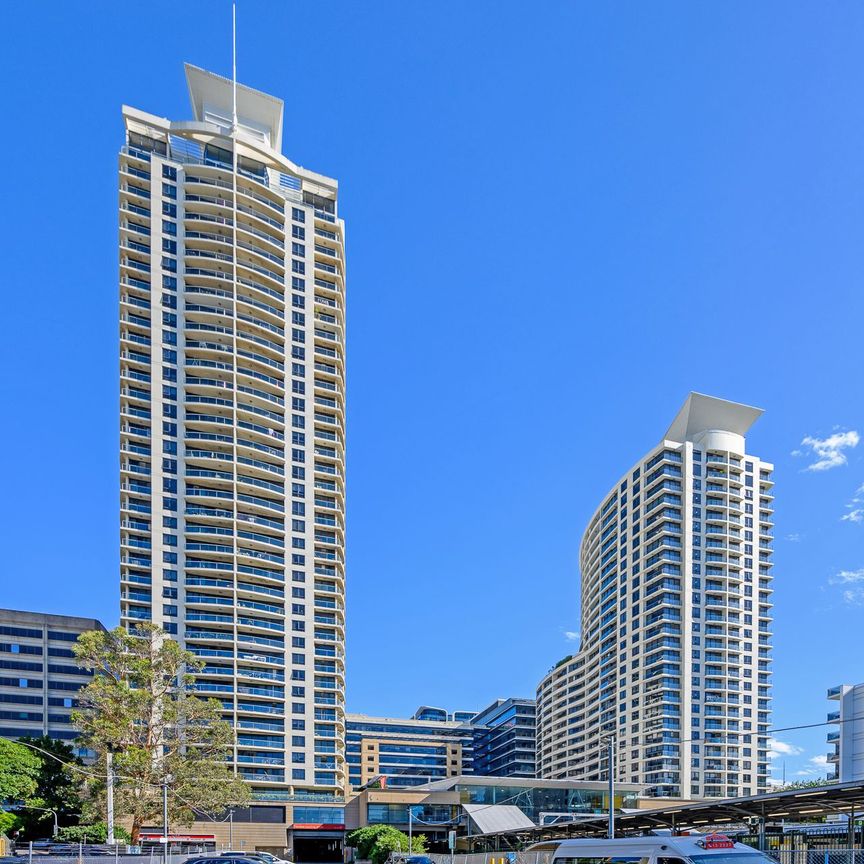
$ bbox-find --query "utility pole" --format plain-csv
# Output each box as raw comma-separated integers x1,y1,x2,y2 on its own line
605,735,616,839
229,809,234,849
408,805,413,854
162,778,169,841
162,775,171,863
106,749,115,846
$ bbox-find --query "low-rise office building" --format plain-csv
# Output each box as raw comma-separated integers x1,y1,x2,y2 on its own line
0,608,106,751
827,683,864,781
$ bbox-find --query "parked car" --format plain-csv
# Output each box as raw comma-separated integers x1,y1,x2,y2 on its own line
389,856,434,864
220,852,292,864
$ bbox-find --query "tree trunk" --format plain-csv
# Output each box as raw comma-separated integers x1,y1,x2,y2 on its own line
131,819,141,846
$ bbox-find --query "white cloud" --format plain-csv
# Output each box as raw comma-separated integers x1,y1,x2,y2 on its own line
766,777,785,788
786,533,802,542
768,738,804,759
829,569,864,585
796,430,859,471
563,630,580,642
810,754,830,770
826,569,864,606
841,483,864,523
843,588,864,606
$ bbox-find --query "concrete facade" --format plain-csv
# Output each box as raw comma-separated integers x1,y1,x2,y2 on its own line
118,64,347,808
346,710,474,788
536,393,774,799
827,683,864,782
0,608,105,753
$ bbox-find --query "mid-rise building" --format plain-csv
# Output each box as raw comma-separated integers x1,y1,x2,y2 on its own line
536,393,774,799
827,683,864,782
118,64,347,811
0,608,105,750
346,708,475,788
472,697,536,778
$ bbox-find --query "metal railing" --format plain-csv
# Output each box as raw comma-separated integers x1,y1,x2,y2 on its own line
766,852,864,864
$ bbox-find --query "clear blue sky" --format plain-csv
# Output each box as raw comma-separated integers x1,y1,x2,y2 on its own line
1,1,862,784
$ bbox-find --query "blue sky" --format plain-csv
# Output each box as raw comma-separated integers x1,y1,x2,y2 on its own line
1,1,863,784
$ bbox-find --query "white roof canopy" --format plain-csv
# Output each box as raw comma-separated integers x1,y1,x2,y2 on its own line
463,804,534,834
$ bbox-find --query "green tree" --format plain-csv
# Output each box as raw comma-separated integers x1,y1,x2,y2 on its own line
15,736,84,839
346,825,427,864
72,624,250,844
0,738,41,803
0,811,21,837
56,823,131,844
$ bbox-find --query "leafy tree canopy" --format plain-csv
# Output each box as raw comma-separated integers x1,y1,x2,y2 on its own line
72,624,250,844
346,825,427,864
56,823,131,844
0,738,41,804
14,736,84,839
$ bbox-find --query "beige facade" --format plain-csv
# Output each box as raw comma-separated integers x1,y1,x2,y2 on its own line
347,711,475,789
118,64,346,804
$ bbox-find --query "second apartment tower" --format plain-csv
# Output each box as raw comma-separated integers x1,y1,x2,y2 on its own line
536,394,773,799
119,65,346,800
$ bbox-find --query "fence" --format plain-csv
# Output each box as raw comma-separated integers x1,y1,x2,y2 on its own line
428,853,552,864
766,852,864,864
428,850,864,864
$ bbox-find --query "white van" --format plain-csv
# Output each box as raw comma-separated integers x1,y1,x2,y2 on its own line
531,833,775,864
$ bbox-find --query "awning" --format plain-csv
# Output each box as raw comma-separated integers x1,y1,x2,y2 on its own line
463,804,535,835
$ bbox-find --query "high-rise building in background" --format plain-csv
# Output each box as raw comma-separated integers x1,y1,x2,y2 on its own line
0,608,105,754
119,65,347,810
827,683,864,782
472,698,536,778
536,393,773,799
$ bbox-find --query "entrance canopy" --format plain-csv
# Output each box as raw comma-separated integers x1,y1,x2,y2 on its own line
463,804,535,835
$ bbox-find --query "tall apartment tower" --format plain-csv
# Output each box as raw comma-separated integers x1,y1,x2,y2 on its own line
119,65,347,803
536,394,773,799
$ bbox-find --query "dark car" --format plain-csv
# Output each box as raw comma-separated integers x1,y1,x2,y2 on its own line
187,857,262,864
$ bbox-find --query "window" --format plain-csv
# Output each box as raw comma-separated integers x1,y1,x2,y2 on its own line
292,208,306,223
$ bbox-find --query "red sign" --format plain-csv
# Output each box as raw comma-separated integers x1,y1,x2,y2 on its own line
291,824,346,831
139,834,216,842
700,834,735,849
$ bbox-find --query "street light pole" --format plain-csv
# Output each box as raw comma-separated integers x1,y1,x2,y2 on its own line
605,735,616,839
408,805,413,854
17,806,58,838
